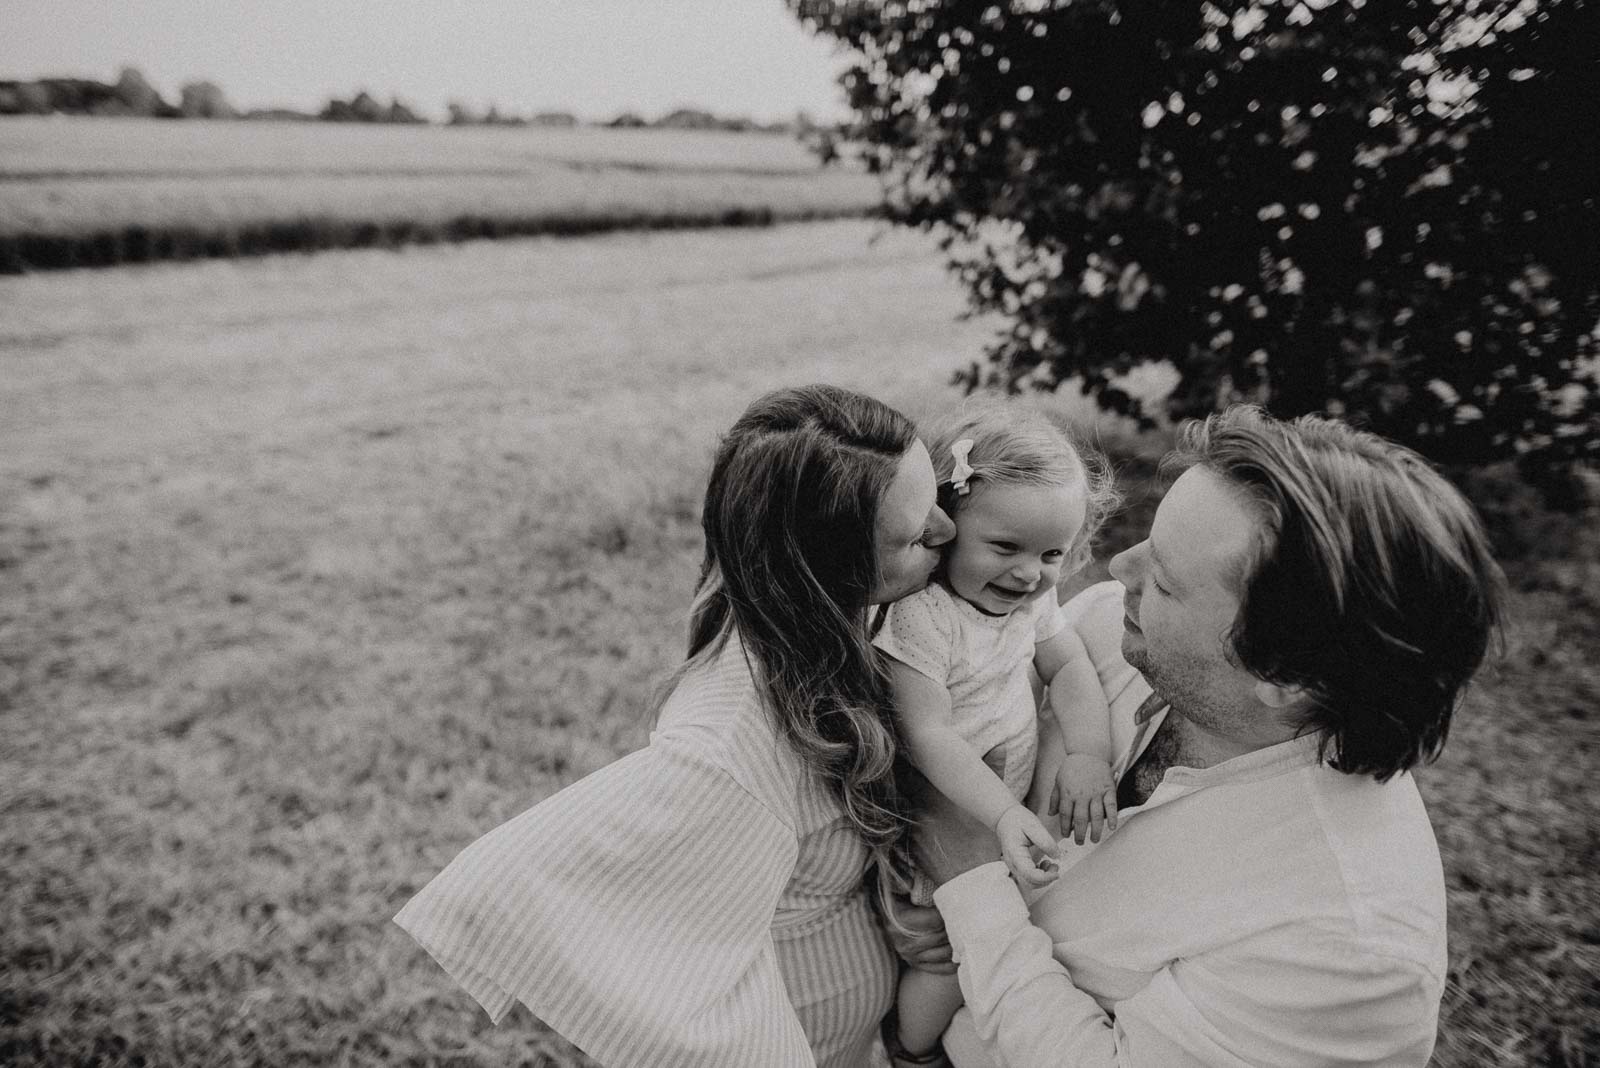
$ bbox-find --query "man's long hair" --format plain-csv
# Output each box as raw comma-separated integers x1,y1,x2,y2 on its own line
1173,405,1508,780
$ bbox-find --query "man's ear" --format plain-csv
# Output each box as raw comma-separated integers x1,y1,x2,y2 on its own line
1254,679,1305,710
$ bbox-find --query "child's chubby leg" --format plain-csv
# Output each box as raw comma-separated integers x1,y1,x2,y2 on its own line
893,966,965,1063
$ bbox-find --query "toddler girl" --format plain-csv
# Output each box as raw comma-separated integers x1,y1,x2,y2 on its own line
874,404,1121,1062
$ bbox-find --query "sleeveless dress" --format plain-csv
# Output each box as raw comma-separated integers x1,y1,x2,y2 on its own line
394,632,897,1067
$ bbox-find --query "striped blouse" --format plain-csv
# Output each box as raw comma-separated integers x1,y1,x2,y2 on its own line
394,632,897,1067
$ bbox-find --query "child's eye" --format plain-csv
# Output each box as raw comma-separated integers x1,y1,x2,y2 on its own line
992,542,1017,553
1044,549,1065,561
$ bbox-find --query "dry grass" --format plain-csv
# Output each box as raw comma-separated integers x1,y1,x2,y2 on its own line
0,118,880,270
2,220,1596,1066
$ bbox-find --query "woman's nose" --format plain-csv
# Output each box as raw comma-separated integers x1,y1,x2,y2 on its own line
925,507,956,548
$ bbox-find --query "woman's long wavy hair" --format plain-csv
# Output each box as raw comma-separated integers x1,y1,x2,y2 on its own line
656,384,919,902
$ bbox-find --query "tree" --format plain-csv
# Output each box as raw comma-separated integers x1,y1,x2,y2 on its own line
113,67,173,116
796,0,1599,483
179,80,236,119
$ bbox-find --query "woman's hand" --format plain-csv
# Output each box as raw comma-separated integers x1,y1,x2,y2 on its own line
881,893,955,975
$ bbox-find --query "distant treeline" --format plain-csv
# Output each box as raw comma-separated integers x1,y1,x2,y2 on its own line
0,67,809,133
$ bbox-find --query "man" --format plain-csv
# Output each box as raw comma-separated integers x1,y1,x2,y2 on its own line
899,405,1506,1067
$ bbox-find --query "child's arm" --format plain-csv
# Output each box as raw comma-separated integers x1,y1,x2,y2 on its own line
889,660,1059,886
1034,628,1118,845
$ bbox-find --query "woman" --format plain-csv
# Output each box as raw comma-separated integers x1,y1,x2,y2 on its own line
395,384,956,1067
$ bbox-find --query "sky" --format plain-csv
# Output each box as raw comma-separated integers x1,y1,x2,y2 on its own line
0,0,854,123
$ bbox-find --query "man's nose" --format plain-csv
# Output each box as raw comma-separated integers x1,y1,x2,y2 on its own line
1108,541,1143,587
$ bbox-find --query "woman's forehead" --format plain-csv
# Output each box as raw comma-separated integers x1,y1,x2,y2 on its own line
879,441,935,536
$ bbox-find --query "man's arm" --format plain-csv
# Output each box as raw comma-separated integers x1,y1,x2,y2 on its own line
916,800,1122,1067
920,774,1438,1067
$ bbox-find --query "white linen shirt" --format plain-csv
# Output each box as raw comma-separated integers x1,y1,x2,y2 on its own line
934,581,1449,1067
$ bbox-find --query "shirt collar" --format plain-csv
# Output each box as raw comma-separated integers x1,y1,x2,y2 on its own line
1127,693,1327,784
1159,717,1327,790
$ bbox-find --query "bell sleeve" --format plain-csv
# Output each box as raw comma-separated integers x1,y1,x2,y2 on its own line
394,729,814,1068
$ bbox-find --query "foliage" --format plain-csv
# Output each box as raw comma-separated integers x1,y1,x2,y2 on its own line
795,0,1600,481
320,90,423,124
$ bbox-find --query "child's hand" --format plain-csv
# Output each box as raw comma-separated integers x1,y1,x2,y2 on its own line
1058,753,1119,846
993,804,1060,887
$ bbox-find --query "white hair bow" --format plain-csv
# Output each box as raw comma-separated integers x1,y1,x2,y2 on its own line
948,438,976,496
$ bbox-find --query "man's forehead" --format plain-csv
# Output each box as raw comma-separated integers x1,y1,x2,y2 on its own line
1151,468,1258,587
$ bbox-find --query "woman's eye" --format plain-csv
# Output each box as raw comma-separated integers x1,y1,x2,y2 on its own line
1152,579,1170,595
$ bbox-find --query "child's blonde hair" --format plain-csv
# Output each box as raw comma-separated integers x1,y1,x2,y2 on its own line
926,399,1121,578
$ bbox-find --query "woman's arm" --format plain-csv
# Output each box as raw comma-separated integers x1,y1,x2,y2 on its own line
395,733,815,1067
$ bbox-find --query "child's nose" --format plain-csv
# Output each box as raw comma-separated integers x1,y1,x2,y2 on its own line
1011,560,1042,583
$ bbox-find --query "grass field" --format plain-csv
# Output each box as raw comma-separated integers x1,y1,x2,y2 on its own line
3,220,1596,1066
0,118,880,271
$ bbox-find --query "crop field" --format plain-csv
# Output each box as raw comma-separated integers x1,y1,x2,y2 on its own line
2,219,1597,1066
0,118,881,270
